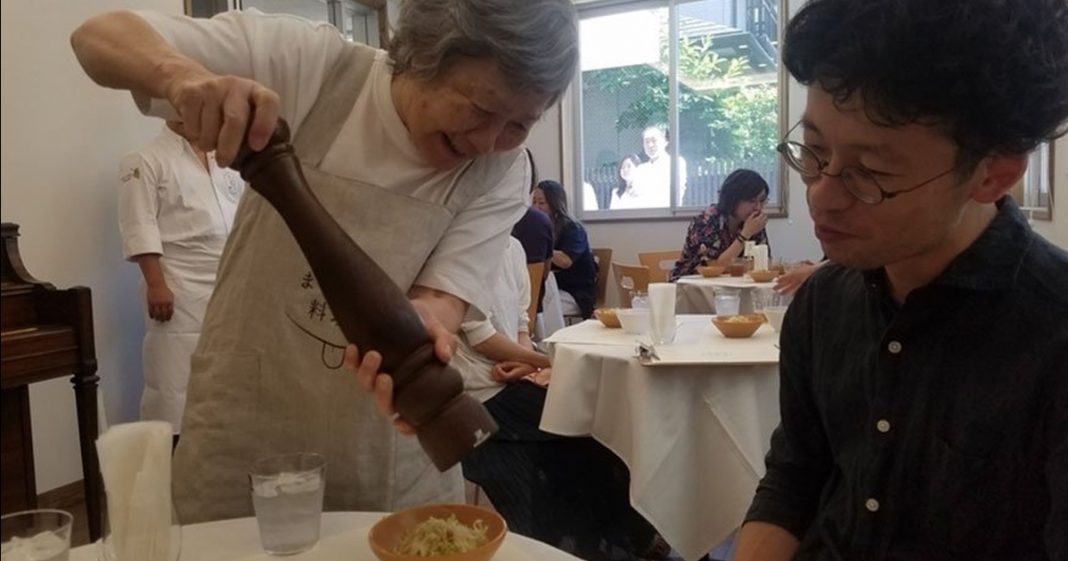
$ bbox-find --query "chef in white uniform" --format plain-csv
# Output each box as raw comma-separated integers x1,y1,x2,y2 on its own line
72,0,579,523
118,121,244,438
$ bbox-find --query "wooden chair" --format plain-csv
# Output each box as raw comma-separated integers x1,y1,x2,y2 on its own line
612,262,650,308
592,248,613,309
638,250,681,283
526,261,545,329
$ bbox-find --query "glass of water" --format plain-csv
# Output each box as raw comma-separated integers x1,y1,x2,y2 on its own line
250,452,326,556
713,287,741,316
1,509,72,561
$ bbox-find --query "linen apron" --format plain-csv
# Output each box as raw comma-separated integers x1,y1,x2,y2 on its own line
171,43,518,524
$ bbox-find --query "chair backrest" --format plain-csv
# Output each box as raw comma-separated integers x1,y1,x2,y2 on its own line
591,248,613,309
526,261,545,328
638,250,681,283
611,262,650,308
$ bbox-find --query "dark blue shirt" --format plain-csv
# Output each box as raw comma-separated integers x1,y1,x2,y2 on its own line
553,218,597,319
746,198,1068,560
511,207,554,265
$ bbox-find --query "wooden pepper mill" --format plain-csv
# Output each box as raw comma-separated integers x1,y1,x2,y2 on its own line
230,120,497,471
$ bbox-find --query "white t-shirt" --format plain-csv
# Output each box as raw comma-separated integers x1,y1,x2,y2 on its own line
134,10,529,311
457,237,530,402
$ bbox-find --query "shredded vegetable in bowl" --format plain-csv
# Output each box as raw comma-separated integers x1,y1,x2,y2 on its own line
394,514,489,556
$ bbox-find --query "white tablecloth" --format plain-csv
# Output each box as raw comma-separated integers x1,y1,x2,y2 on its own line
675,275,775,314
540,318,781,561
70,512,580,561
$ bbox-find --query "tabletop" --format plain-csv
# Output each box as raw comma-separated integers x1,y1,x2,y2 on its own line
70,512,580,561
541,317,781,561
675,275,774,314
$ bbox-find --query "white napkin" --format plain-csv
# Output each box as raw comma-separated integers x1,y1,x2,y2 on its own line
648,282,677,345
752,244,769,272
96,421,174,561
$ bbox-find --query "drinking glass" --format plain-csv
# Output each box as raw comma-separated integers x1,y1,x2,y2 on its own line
1,509,73,561
250,452,326,556
713,287,741,316
728,258,747,277
647,283,677,345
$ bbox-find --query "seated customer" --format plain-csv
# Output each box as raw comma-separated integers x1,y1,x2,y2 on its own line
531,180,597,318
669,169,771,280
455,237,664,561
735,0,1068,558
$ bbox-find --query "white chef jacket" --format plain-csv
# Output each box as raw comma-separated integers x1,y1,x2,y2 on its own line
118,125,245,430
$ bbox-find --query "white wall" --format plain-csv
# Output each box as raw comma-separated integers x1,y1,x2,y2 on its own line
1,0,180,493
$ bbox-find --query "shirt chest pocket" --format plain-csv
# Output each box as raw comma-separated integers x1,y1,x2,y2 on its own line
918,435,1035,553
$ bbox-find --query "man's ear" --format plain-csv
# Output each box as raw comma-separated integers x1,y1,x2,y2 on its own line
971,153,1027,204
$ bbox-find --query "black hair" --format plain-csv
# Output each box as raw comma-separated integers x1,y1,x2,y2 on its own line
616,153,643,197
716,169,770,217
535,179,575,241
524,148,539,192
782,0,1068,171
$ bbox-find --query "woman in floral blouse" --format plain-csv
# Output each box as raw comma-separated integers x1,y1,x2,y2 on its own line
669,169,771,281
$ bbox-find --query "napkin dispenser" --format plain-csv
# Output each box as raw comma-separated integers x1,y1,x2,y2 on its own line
229,120,497,471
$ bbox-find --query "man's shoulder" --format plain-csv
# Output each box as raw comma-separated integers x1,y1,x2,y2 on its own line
1017,233,1068,310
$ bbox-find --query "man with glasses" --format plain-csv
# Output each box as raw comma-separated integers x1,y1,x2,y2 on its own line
734,0,1068,559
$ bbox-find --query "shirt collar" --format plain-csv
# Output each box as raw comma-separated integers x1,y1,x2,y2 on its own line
862,197,1034,292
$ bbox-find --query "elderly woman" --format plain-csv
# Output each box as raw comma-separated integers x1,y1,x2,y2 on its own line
670,169,772,280
71,0,577,523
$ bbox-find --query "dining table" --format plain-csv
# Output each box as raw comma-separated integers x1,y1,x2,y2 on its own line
540,315,781,561
674,274,775,315
69,511,581,561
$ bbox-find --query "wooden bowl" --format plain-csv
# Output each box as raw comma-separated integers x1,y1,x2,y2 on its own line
594,308,621,328
748,269,778,283
712,314,766,338
369,504,507,561
697,265,727,278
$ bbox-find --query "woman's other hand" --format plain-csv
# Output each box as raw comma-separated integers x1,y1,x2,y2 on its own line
492,360,538,382
741,210,769,239
344,290,463,435
774,263,819,295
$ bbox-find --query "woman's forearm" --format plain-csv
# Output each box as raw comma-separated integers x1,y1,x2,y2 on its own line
71,11,208,100
472,332,550,369
552,249,573,269
714,239,745,266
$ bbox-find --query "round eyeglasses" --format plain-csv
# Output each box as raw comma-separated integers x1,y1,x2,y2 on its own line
776,140,957,205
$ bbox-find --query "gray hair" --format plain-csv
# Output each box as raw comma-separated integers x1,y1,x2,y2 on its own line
388,0,579,101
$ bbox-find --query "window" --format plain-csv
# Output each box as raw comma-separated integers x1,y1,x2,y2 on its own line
570,0,786,219
1012,142,1054,221
206,0,389,47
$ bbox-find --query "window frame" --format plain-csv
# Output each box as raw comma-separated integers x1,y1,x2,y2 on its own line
567,0,789,222
1012,141,1055,221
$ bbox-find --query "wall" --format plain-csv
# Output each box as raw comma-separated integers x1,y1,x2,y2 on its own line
1,0,180,493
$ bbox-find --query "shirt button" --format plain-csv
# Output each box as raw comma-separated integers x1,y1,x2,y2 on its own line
887,341,902,354
865,498,880,512
876,419,891,433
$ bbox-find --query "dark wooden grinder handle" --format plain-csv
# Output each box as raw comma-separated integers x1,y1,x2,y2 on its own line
230,120,497,470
